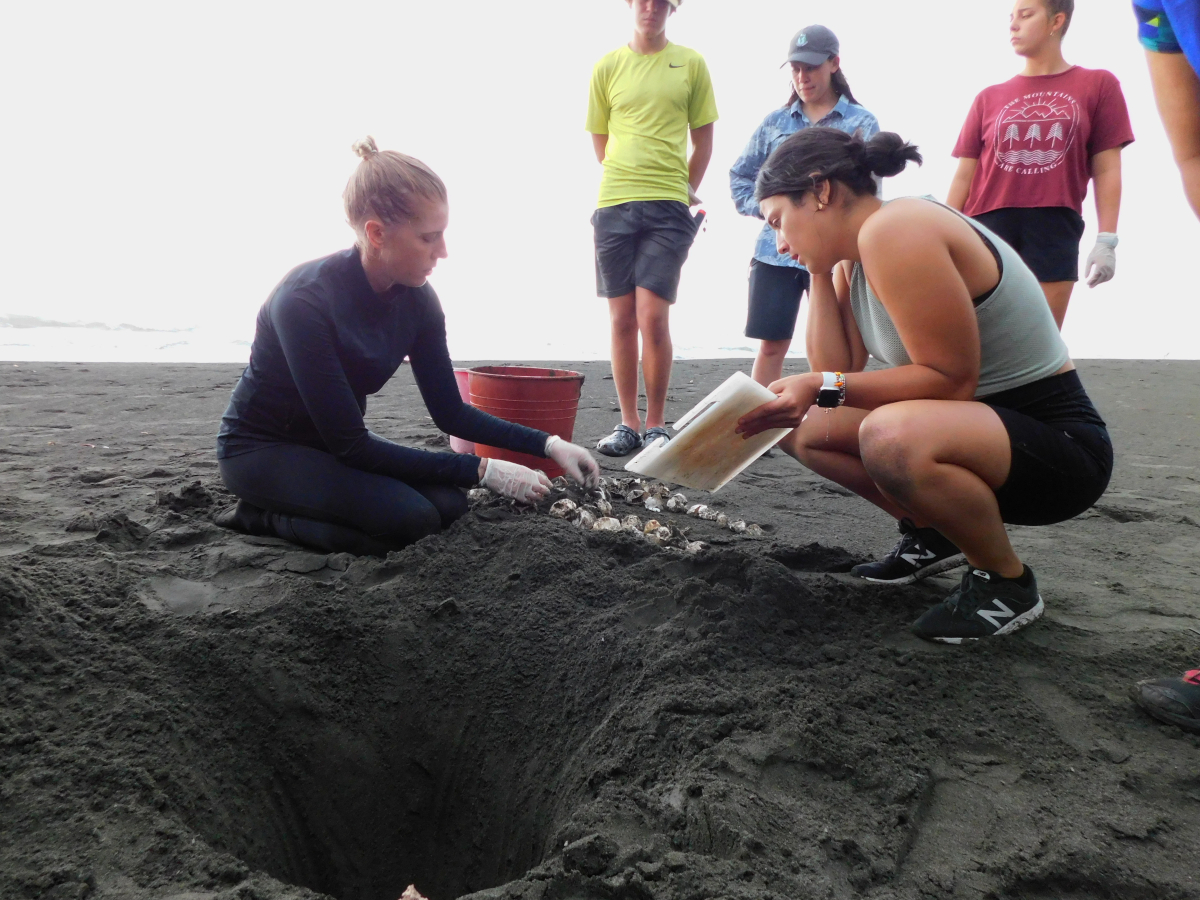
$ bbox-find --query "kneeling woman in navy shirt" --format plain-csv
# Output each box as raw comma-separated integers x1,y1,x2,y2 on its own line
216,137,599,555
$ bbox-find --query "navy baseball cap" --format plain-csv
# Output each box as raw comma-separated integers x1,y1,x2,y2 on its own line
784,25,839,67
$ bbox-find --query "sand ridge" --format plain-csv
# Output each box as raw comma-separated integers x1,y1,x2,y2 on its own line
1,360,1199,900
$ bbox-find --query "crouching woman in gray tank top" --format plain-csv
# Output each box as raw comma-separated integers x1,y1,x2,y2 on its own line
737,128,1113,644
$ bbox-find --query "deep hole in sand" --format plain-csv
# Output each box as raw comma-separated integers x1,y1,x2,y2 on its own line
198,639,589,900
162,527,662,900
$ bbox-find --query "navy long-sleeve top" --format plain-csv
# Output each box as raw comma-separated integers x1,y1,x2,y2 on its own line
217,248,549,486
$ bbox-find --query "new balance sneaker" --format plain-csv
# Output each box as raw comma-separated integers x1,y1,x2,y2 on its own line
850,518,966,584
911,566,1045,644
1133,669,1200,734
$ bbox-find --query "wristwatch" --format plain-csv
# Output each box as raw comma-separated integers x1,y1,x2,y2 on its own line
816,371,846,409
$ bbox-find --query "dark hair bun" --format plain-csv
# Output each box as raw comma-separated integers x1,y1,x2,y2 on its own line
863,132,923,178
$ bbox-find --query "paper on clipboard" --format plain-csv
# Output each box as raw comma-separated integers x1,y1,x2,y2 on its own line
625,372,793,492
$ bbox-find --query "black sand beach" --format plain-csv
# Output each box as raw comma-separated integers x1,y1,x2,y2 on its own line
1,359,1199,900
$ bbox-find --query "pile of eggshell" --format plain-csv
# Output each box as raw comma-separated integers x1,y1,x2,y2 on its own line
469,475,765,549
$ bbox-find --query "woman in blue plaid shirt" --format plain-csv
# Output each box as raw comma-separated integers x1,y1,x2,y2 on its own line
730,25,879,387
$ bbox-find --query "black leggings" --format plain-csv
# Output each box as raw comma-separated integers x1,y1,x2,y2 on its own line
218,442,468,556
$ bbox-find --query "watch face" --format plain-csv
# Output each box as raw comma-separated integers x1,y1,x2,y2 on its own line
817,390,839,409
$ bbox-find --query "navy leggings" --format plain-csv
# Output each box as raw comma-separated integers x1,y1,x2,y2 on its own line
218,442,469,556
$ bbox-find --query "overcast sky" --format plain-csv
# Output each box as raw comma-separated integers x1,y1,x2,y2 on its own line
1,0,1195,360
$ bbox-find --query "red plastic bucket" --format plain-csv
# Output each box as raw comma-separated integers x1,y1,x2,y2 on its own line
468,366,586,479
449,368,475,455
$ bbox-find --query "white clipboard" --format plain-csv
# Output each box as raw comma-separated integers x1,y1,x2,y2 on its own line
625,372,793,492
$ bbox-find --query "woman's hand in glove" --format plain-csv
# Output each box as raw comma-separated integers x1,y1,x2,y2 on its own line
545,436,601,490
479,458,552,504
1085,233,1118,287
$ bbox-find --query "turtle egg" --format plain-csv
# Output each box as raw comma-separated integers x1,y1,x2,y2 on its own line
549,499,578,518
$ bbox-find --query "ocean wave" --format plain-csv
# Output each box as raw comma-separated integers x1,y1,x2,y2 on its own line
0,314,191,333
997,150,1063,165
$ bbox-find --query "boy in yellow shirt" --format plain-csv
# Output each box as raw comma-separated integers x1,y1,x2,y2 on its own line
587,0,718,456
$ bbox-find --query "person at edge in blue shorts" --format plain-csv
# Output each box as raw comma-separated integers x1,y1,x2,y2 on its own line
730,25,879,390
214,138,599,556
1130,0,1200,734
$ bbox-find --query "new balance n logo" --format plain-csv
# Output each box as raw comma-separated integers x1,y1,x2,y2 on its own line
976,600,1016,630
900,549,937,567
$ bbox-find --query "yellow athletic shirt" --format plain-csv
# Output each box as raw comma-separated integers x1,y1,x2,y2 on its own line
586,43,718,208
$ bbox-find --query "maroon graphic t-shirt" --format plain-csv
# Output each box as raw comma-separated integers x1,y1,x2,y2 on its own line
953,67,1134,216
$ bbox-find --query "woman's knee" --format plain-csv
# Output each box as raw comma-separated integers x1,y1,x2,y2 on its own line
858,409,926,494
758,339,790,360
422,485,468,527
787,405,832,464
375,486,467,543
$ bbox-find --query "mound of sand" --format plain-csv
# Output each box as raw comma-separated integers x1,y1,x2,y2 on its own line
1,360,1198,900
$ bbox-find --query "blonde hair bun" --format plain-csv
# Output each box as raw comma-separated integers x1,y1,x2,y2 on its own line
351,136,379,161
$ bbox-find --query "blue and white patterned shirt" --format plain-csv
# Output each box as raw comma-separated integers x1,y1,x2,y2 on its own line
729,94,880,269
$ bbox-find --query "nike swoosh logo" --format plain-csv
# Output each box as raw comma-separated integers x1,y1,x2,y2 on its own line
669,63,684,68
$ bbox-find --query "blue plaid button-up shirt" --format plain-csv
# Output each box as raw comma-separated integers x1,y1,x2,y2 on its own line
729,95,880,269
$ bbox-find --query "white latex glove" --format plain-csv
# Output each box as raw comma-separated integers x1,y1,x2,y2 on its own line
545,436,601,489
1084,233,1118,288
480,458,551,504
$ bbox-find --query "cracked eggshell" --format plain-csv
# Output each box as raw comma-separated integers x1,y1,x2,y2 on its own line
467,488,491,502
625,488,646,503
592,516,622,532
621,515,642,531
716,513,729,528
667,493,688,511
729,519,748,534
644,495,664,513
642,519,661,534
549,499,578,518
596,499,613,517
550,476,569,491
685,540,708,554
745,524,765,538
574,509,597,529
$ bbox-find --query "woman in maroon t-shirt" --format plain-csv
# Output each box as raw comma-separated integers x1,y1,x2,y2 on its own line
947,0,1134,328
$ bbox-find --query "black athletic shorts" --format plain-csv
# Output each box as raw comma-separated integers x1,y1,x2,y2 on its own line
745,259,811,342
984,369,1113,526
592,200,701,303
971,206,1086,283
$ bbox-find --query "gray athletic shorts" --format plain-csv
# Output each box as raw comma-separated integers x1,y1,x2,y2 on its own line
592,200,701,303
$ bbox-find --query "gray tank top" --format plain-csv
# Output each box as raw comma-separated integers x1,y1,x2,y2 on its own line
848,197,1069,398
